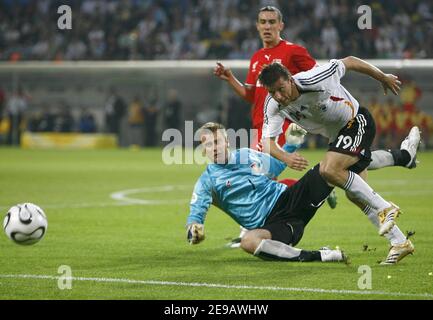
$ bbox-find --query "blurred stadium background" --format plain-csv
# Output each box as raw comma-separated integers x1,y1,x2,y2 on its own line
0,0,432,150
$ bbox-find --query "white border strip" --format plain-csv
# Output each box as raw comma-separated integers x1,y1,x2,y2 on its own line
1,274,432,299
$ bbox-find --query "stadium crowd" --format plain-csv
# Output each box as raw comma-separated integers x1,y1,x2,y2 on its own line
1,0,432,61
1,0,432,149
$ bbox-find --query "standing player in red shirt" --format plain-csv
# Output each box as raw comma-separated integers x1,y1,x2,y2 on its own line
214,6,316,149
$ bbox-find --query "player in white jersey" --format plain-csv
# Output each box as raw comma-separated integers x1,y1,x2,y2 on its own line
258,57,418,264
262,59,360,141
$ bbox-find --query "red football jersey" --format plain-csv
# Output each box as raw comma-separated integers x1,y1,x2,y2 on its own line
245,40,316,147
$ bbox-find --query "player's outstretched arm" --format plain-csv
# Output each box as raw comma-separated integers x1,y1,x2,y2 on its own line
341,56,402,95
186,172,212,245
213,62,253,102
262,136,308,171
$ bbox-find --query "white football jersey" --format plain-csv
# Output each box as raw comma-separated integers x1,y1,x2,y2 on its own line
263,59,359,142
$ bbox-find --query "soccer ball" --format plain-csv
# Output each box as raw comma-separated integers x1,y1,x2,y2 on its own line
3,203,48,245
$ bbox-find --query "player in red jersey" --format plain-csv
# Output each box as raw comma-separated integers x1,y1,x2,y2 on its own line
214,6,317,149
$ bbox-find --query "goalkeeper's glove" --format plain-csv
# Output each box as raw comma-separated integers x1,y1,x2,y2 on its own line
285,123,307,146
186,223,205,245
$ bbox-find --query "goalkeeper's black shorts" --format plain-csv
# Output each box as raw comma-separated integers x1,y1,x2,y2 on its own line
261,164,333,246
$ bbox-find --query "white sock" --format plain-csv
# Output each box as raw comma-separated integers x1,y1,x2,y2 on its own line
319,249,344,262
363,205,407,245
238,226,248,238
254,239,301,259
343,171,390,211
369,150,395,170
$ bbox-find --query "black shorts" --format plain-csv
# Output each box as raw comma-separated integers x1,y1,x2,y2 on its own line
328,106,376,174
261,164,334,246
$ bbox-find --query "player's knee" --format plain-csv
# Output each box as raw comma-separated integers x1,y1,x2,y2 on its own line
240,231,261,254
240,233,255,254
319,162,337,182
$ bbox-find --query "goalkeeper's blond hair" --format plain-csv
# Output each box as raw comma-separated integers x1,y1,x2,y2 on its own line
198,122,228,141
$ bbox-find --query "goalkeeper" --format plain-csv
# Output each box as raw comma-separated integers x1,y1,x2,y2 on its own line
186,121,346,263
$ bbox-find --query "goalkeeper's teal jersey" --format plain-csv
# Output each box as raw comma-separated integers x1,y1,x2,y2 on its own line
187,145,297,230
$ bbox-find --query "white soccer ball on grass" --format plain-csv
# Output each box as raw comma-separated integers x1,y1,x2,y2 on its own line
3,203,48,245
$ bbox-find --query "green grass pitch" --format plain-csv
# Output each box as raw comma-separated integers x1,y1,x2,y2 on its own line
0,147,432,300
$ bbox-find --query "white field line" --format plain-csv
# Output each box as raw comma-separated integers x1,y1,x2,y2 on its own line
0,185,192,210
1,182,432,211
110,185,191,205
0,274,432,299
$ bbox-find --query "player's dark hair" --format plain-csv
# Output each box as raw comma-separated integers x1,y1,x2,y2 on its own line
258,63,292,88
258,6,283,22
